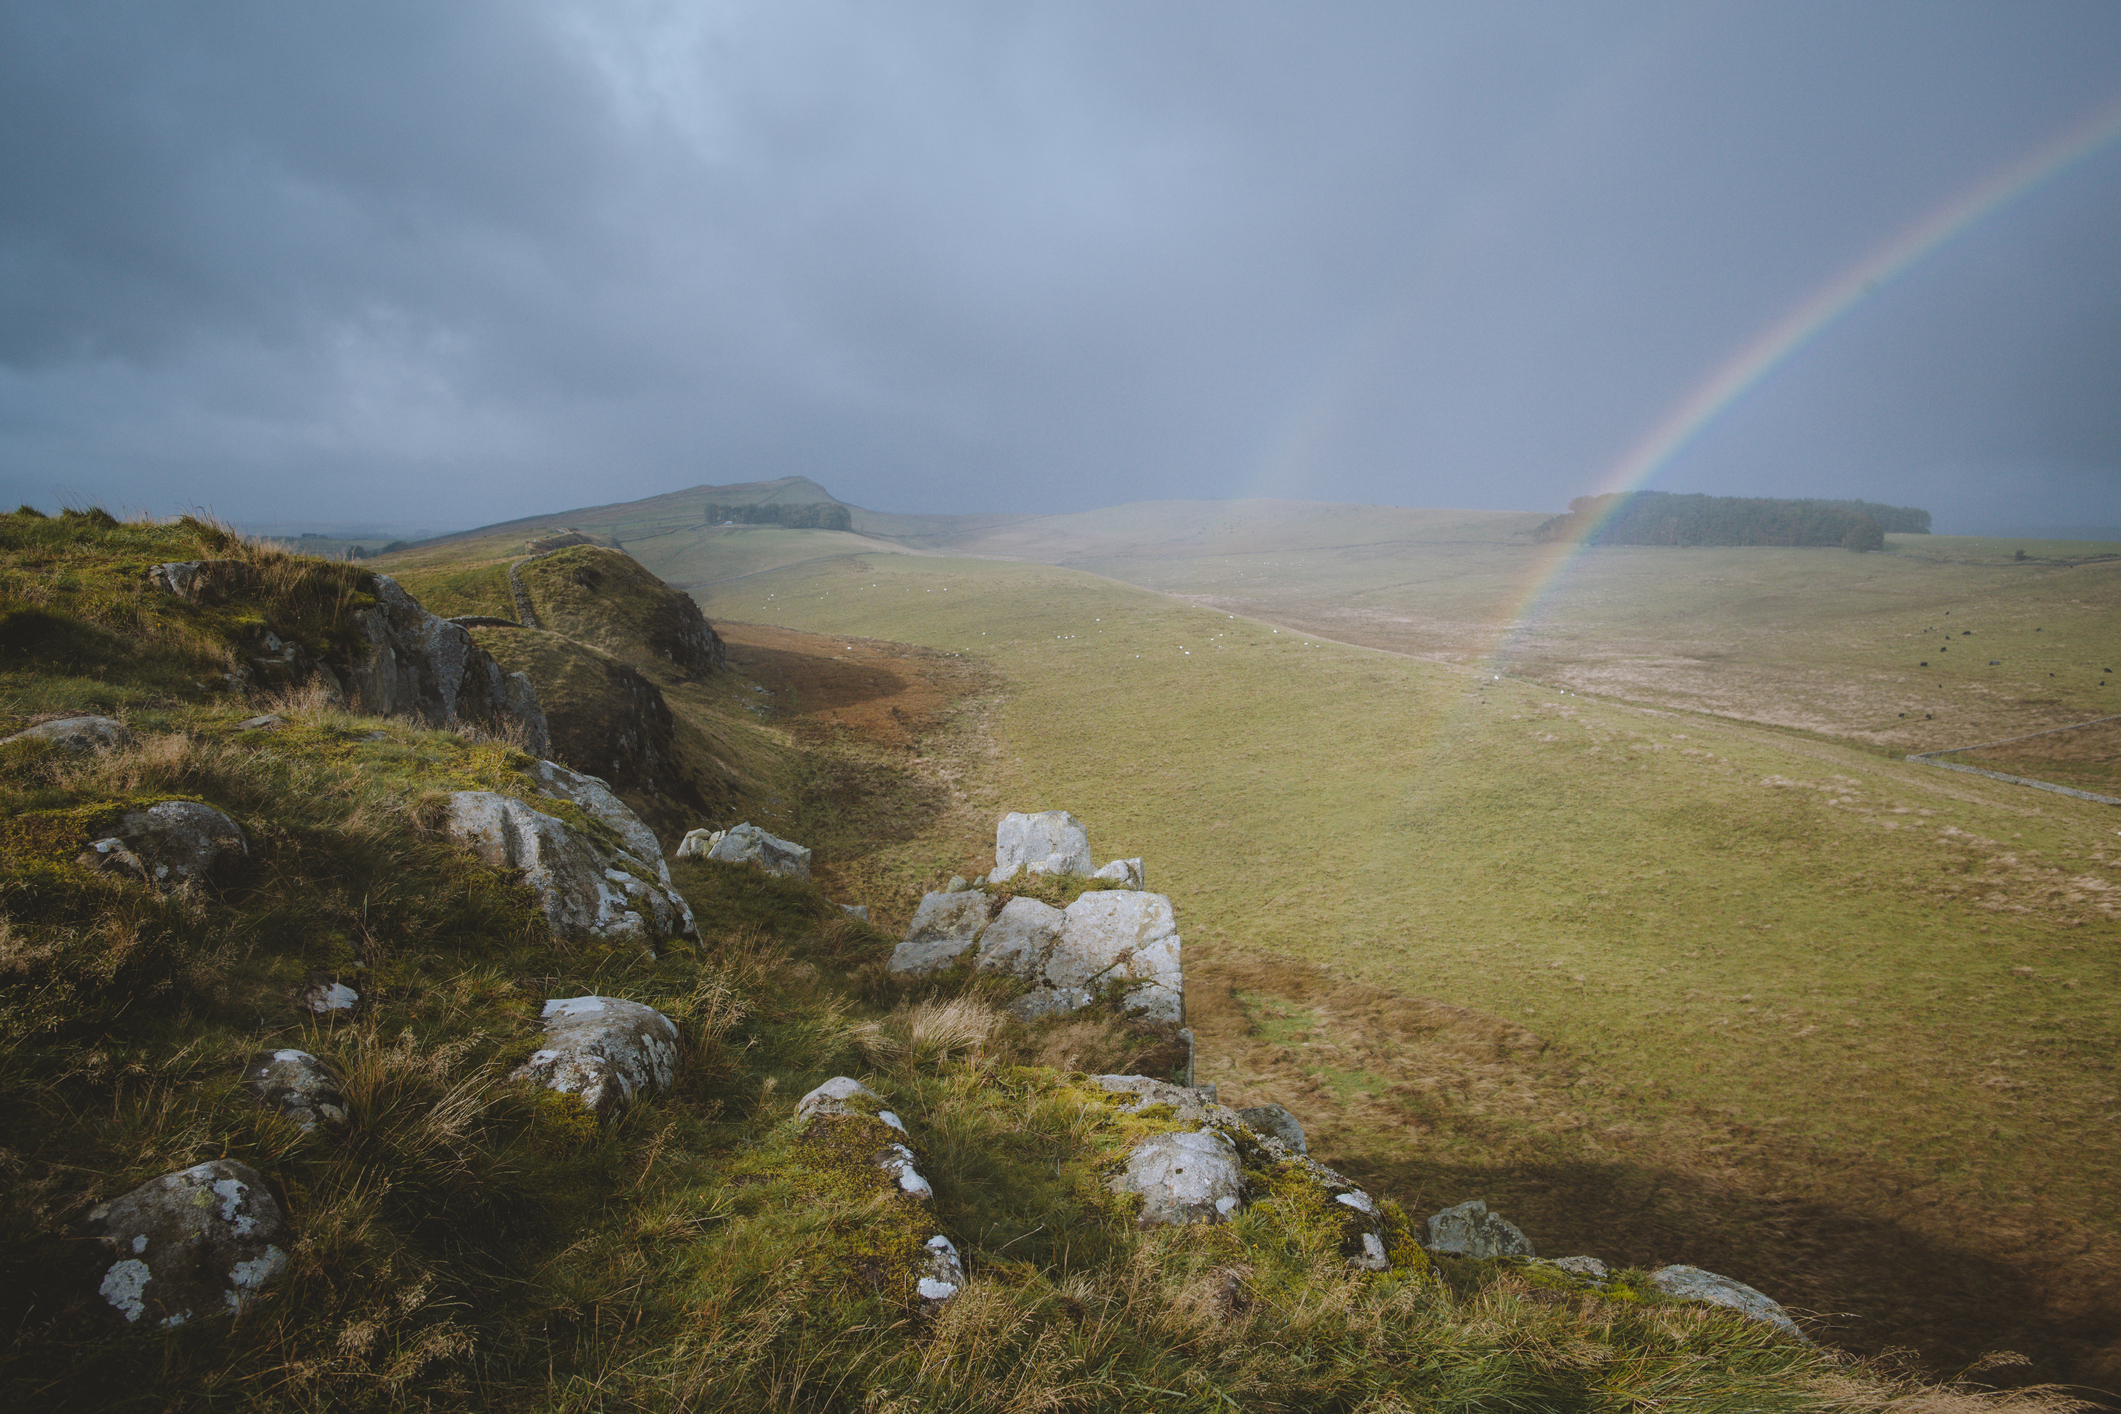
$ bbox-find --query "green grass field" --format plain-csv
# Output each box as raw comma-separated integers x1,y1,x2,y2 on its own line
697,547,2121,1382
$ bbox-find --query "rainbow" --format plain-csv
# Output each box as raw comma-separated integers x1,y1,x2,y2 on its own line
1488,90,2121,659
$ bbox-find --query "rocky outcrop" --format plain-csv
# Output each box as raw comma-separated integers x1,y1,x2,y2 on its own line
147,559,252,605
2,715,132,753
1651,1265,1808,1341
1236,1103,1306,1154
1016,890,1183,1024
991,811,1092,881
1092,857,1144,889
444,779,696,947
972,896,1066,978
447,792,695,945
512,997,681,1121
888,890,1002,976
79,801,248,892
1093,1074,1396,1267
304,977,359,1014
794,1077,959,1304
83,1160,288,1327
146,563,550,752
242,1050,348,1133
705,822,811,879
1425,1200,1535,1259
675,828,722,860
918,1235,967,1304
889,816,1184,1023
1112,1129,1245,1227
335,575,550,752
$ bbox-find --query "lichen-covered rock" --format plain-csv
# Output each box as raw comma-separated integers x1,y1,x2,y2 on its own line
1,715,133,753
841,902,869,922
918,1234,966,1303
1093,857,1144,889
445,789,695,945
992,810,1092,881
1237,1103,1306,1154
147,559,251,605
530,759,673,883
83,1160,288,1327
1017,890,1182,1024
706,821,812,879
797,1075,883,1121
674,827,724,860
887,889,1000,976
1650,1264,1808,1341
1425,1199,1535,1259
79,800,248,892
1095,1074,1223,1125
512,996,680,1120
242,1050,347,1133
304,977,359,1014
1112,1129,1245,1227
795,1077,934,1197
973,896,1066,979
1550,1255,1609,1280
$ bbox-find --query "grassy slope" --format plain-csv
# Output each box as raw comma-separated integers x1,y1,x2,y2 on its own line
6,511,1970,1413
702,549,2121,1384
1055,531,2121,768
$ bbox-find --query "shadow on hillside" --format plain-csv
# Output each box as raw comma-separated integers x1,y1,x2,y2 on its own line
1188,952,2120,1405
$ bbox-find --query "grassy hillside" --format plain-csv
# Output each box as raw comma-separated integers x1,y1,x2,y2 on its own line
701,549,2121,1390
7,509,2008,1412
1061,532,2121,777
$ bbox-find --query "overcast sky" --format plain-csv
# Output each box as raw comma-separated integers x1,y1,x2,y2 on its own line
4,2,2118,534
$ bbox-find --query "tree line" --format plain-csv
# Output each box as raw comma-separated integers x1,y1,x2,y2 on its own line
1534,491,1929,549
702,501,854,531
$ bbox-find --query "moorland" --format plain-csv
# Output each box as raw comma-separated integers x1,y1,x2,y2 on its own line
0,485,2112,1412
401,477,2121,1388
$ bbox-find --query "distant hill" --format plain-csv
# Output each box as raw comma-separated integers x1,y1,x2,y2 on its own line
429,480,1547,591
1535,491,1930,547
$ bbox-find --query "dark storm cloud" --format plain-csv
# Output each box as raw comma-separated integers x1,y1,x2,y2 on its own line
2,1,2117,531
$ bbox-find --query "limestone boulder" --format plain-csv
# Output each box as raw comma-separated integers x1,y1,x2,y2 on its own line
2,715,133,753
992,811,1092,881
887,890,1000,976
512,996,681,1120
674,827,724,860
1092,858,1144,889
83,1160,288,1327
242,1050,347,1133
918,1234,966,1303
80,801,248,892
304,977,359,1014
1112,1129,1245,1227
1016,890,1182,1023
706,821,812,880
445,790,695,946
1425,1199,1535,1259
147,560,251,606
1094,1074,1224,1126
1236,1103,1307,1154
530,759,672,883
1650,1265,1807,1341
797,1075,883,1121
973,896,1066,979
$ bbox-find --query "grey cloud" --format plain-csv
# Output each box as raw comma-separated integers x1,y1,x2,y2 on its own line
1,1,2117,530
